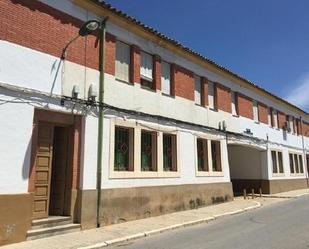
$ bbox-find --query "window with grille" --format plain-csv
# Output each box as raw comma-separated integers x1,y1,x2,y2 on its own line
141,130,157,171
211,140,221,172
115,40,130,82
163,134,177,171
197,138,209,171
140,51,154,89
114,126,134,171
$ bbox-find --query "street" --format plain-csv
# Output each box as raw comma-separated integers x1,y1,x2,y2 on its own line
110,196,309,249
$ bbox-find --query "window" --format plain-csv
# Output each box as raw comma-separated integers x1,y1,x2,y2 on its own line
197,138,209,171
268,108,272,126
163,134,177,171
271,151,278,173
271,150,284,174
289,153,294,173
211,140,221,172
208,81,215,109
194,75,202,105
253,100,259,122
289,116,294,133
115,40,130,82
140,51,154,89
289,152,304,174
294,154,299,173
114,126,134,171
231,91,238,115
141,130,157,171
299,154,304,173
273,110,279,128
161,61,171,95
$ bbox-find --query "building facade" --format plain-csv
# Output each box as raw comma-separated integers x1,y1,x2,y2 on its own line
0,0,309,245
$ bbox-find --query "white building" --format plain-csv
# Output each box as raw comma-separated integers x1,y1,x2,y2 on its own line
0,0,308,245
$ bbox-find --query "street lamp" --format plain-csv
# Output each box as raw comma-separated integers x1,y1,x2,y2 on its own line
60,18,107,228
61,19,101,59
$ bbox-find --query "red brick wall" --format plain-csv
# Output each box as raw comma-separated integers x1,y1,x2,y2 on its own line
258,103,268,124
105,33,116,75
153,55,161,90
215,83,231,113
130,45,140,84
174,65,194,101
0,0,102,70
237,94,253,119
278,111,286,130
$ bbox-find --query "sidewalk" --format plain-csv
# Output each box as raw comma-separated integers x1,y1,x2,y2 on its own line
2,189,307,249
262,188,309,198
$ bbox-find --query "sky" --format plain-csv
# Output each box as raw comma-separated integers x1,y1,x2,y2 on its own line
105,0,309,112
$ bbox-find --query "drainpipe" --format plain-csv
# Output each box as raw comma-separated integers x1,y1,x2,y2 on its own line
96,18,108,228
300,116,309,188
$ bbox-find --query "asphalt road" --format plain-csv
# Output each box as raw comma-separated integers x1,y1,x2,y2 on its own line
110,196,309,249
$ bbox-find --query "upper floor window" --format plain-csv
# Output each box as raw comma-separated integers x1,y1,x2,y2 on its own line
253,100,259,122
161,61,171,95
115,40,130,82
271,150,284,174
208,81,215,109
194,75,202,105
268,108,272,126
273,110,279,128
231,91,238,116
289,116,294,134
140,51,154,89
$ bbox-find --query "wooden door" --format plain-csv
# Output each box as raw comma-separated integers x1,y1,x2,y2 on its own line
33,123,54,219
49,127,70,216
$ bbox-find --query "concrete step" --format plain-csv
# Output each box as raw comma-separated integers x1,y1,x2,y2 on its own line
31,216,72,229
26,223,81,240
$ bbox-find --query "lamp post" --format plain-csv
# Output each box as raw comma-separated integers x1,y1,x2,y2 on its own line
62,19,107,227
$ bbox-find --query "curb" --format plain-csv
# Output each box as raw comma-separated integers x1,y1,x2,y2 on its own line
77,202,261,249
261,192,309,199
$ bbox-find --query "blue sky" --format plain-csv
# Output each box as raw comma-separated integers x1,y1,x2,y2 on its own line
105,0,309,112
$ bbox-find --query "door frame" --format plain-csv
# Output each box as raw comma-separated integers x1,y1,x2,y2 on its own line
28,109,82,219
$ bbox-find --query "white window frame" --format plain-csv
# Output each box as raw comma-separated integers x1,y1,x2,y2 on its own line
109,118,180,178
289,116,294,134
115,40,130,82
194,135,224,177
271,150,284,176
289,151,305,176
161,61,171,95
